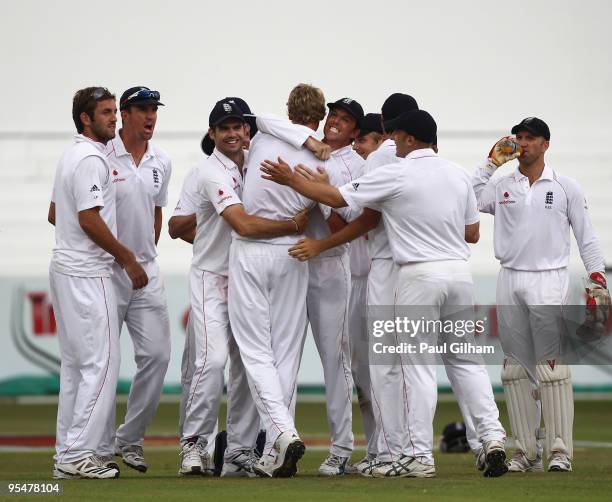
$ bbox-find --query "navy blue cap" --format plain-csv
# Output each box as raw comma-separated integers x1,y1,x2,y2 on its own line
327,97,364,127
511,117,550,141
384,109,437,143
381,93,418,123
357,113,384,137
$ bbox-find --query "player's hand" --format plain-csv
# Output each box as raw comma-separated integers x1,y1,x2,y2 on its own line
578,272,610,339
288,238,324,261
261,157,294,186
295,164,330,185
292,209,309,234
124,259,149,289
488,136,522,167
304,136,331,161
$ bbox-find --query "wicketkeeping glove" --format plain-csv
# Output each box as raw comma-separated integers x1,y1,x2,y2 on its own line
488,136,522,168
579,272,611,339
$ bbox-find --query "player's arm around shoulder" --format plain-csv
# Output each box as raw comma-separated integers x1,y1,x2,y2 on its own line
221,203,309,239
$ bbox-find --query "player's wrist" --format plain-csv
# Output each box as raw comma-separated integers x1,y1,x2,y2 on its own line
290,217,300,234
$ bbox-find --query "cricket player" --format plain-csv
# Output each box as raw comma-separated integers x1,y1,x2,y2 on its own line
227,84,329,478
473,117,609,472
255,96,368,475
168,99,309,477
49,86,147,479
94,86,171,473
261,108,508,479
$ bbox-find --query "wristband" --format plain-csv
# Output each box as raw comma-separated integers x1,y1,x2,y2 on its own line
290,217,300,234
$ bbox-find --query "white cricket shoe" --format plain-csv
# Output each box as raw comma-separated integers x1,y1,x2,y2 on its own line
358,458,391,478
94,454,121,471
253,431,305,478
318,454,349,476
371,455,436,478
54,455,120,479
506,451,544,472
221,451,258,478
345,454,376,474
116,444,147,473
482,440,508,477
548,452,572,472
179,442,204,476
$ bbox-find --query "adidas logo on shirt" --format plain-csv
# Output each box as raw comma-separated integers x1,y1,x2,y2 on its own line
90,185,100,192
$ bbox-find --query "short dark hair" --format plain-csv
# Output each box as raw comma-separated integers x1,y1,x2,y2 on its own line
72,87,115,133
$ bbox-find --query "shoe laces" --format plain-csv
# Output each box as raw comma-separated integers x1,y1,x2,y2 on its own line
123,445,144,459
324,454,346,467
181,442,201,461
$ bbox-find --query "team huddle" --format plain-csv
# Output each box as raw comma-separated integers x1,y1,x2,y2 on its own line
47,84,610,480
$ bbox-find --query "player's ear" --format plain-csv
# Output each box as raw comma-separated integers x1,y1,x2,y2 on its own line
542,140,550,152
80,111,92,128
208,127,215,142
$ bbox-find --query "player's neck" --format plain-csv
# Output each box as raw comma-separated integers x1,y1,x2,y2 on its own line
518,158,545,186
119,128,147,167
323,137,351,152
218,148,245,171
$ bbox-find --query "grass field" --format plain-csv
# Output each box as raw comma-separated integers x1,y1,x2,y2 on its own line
1,400,611,501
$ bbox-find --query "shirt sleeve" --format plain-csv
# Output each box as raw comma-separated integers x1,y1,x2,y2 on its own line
338,164,400,213
155,157,172,207
199,169,242,216
472,161,497,215
255,113,314,149
172,168,199,216
563,178,606,274
72,155,108,212
464,183,480,225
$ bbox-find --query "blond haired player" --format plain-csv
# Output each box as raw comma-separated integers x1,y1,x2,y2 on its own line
228,84,328,478
49,87,147,479
473,117,609,472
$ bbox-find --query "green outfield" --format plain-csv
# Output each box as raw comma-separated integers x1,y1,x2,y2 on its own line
1,400,611,501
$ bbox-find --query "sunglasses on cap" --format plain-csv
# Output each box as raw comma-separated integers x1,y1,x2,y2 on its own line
120,88,161,109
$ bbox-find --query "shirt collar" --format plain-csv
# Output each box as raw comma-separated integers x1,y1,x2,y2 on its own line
112,130,155,159
405,147,437,160
74,133,106,153
331,144,354,158
211,147,242,171
513,164,553,182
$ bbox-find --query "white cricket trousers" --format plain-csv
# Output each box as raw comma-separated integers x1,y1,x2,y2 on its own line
107,260,170,449
395,260,505,465
307,253,354,457
496,267,569,383
367,258,408,462
349,274,377,457
50,269,120,464
228,239,308,450
181,267,259,456
179,310,217,458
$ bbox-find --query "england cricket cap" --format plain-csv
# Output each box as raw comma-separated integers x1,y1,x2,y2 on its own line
327,98,364,127
209,99,246,127
381,93,419,124
384,109,437,143
120,86,164,110
357,113,384,137
202,97,256,155
511,117,550,141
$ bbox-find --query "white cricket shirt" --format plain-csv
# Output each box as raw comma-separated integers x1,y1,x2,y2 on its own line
362,139,401,260
175,148,244,276
51,134,116,277
339,149,479,265
106,133,172,263
240,132,316,244
472,163,605,273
